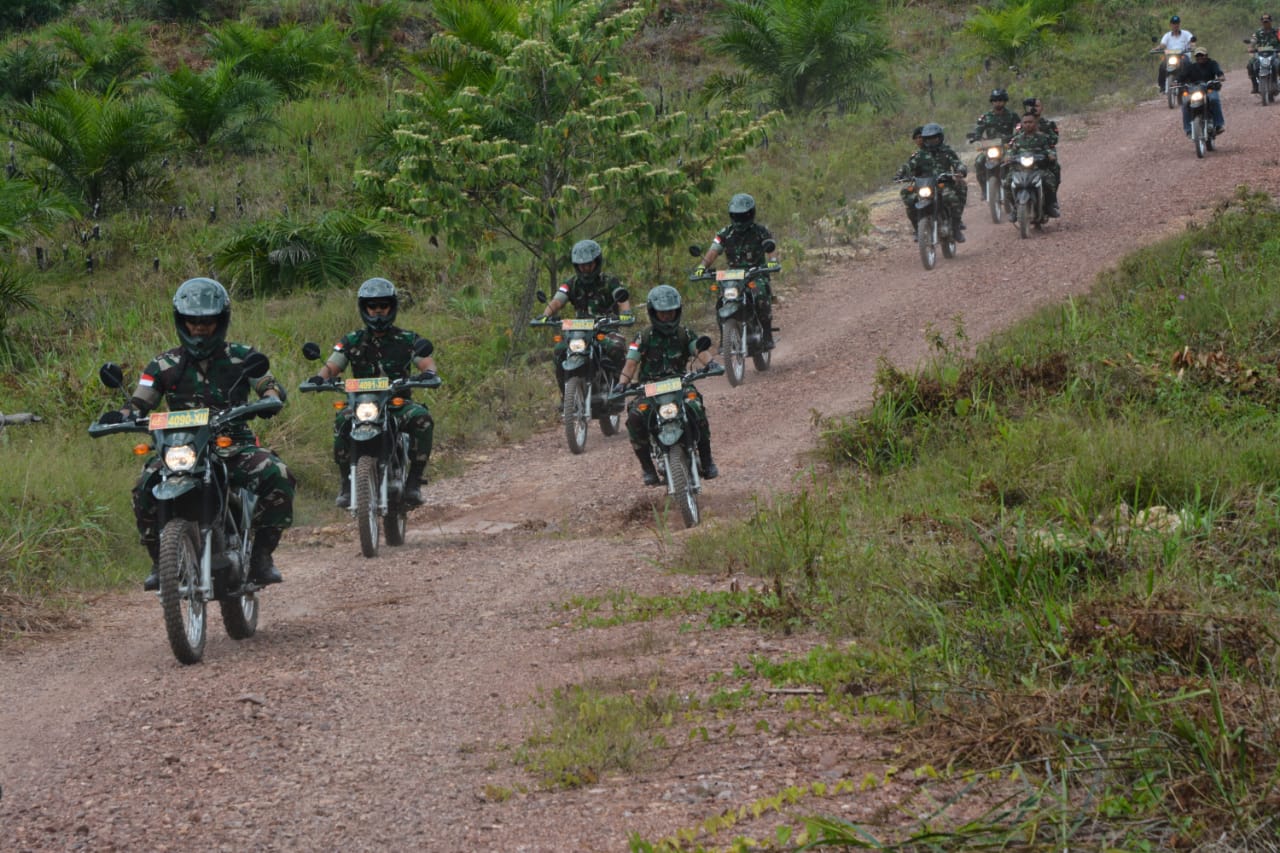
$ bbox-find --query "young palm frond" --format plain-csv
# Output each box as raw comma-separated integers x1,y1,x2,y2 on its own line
154,61,281,151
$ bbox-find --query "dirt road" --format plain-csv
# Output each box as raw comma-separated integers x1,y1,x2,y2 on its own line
4,75,1276,851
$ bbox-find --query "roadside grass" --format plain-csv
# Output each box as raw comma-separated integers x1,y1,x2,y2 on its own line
526,197,1280,847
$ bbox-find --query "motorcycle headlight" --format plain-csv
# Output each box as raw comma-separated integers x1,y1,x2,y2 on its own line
986,146,1002,159
722,286,740,300
1190,91,1204,104
1167,57,1178,70
658,402,679,420
1019,155,1035,167
568,338,587,353
355,401,381,422
164,444,197,472
918,186,933,199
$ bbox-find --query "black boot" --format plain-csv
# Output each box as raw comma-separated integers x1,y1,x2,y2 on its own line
335,465,350,507
698,439,718,480
249,528,284,585
143,539,160,592
759,307,776,350
953,217,966,242
404,461,427,507
634,446,659,486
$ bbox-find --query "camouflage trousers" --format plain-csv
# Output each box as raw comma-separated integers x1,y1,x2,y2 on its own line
333,402,433,466
626,392,710,452
133,444,296,547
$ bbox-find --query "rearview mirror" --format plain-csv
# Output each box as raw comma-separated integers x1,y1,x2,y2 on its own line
99,363,125,389
301,341,323,361
695,335,713,353
241,352,270,379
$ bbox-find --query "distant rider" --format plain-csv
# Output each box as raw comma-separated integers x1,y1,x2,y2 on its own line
614,285,721,485
540,238,632,394
967,89,1019,201
1180,46,1226,137
694,193,781,350
1004,112,1060,220
308,277,437,507
1155,15,1196,92
895,122,968,242
98,278,293,591
1247,13,1280,94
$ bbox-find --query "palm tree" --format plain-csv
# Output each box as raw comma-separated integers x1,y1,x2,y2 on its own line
154,61,281,152
0,177,74,357
706,0,897,113
50,19,152,93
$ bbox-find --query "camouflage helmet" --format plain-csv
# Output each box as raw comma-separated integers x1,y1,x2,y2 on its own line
173,277,230,359
570,239,603,283
646,284,682,335
357,277,399,331
728,192,756,225
920,122,944,145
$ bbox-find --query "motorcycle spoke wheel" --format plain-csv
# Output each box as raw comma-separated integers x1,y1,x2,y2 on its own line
356,455,380,558
159,519,206,665
752,341,772,372
1017,202,1030,239
563,377,588,454
1167,86,1177,109
219,526,258,641
666,445,699,528
723,321,746,386
917,218,936,270
987,176,1002,223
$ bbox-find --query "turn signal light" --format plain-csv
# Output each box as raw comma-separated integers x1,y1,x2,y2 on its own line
637,403,650,412
552,334,563,343
391,397,406,406
133,443,151,456
216,436,233,448
595,333,606,341
685,391,697,401
332,401,345,411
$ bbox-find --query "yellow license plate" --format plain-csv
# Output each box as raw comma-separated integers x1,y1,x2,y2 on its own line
644,378,683,396
717,269,746,281
562,318,596,331
346,377,390,392
149,408,209,429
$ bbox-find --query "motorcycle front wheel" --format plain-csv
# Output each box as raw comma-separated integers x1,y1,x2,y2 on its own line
722,320,746,386
665,445,700,528
1262,76,1273,105
1167,83,1177,110
563,376,589,454
1017,201,1030,239
917,217,936,270
987,175,1003,223
356,454,381,558
159,518,207,665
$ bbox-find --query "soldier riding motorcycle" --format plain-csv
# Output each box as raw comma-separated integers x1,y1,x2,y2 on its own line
688,242,780,386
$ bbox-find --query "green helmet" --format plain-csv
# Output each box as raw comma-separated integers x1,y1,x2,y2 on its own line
173,277,230,359
646,284,682,335
728,193,756,226
357,277,398,331
570,239,603,284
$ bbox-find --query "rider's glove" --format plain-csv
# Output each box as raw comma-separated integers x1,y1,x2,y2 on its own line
414,370,438,382
307,374,326,386
693,265,707,277
97,410,125,425
611,382,629,396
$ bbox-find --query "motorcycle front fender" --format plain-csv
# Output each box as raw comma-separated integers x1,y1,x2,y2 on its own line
657,421,685,447
718,302,745,320
350,423,382,442
561,354,587,372
154,474,200,501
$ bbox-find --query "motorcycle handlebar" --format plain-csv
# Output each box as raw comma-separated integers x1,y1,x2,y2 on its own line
298,376,442,393
88,396,283,437
689,263,781,282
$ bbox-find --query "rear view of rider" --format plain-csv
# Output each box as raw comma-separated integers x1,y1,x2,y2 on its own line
540,238,632,392
308,278,438,507
967,89,1018,200
1155,15,1196,92
898,123,968,241
614,285,721,485
1247,13,1280,94
1180,46,1226,137
694,194,781,350
98,278,294,591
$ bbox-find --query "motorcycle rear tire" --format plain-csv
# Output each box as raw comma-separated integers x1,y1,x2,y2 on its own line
941,233,957,259
563,376,589,454
1017,201,1030,239
987,175,1003,223
917,218,936,270
356,454,381,558
666,444,699,529
159,518,207,665
752,343,772,373
598,410,622,436
219,532,258,641
722,320,746,387
384,501,408,546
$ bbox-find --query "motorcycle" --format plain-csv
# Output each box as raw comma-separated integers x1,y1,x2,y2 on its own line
970,136,1010,224
1182,79,1223,158
299,340,440,558
88,356,280,665
896,172,961,270
610,340,724,529
1007,152,1053,238
687,242,780,387
529,298,634,454
1246,41,1279,105
1151,43,1190,109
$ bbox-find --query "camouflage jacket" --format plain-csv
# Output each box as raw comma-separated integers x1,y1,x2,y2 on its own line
553,273,626,317
1252,27,1280,50
327,327,430,382
626,325,700,382
129,342,283,443
970,109,1018,141
1006,130,1057,160
1012,118,1059,146
711,222,775,268
903,144,965,179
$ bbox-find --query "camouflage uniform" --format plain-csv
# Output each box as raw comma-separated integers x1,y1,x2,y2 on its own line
708,221,777,341
129,343,295,553
969,108,1019,192
898,144,968,228
624,325,712,457
549,271,629,389
1248,25,1280,89
325,327,434,469
1004,130,1059,213
1010,119,1061,187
